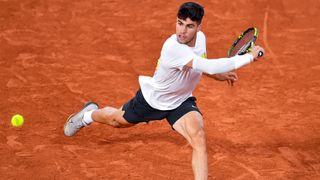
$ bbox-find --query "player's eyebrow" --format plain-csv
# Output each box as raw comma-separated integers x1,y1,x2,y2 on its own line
177,19,195,27
177,19,183,24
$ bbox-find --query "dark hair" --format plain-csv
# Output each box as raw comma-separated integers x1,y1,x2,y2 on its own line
177,2,204,24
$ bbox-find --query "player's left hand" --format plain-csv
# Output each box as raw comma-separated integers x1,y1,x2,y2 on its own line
212,72,238,86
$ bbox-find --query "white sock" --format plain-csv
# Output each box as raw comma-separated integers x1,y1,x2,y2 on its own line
83,110,95,125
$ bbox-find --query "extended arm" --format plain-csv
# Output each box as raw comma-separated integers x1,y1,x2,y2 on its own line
191,54,253,75
186,46,264,75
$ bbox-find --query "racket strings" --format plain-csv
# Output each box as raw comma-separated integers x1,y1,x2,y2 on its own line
230,31,255,57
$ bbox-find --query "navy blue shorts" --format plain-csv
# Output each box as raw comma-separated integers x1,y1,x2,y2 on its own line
122,89,201,126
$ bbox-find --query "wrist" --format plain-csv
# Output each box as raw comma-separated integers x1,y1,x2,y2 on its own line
234,54,253,69
248,53,254,61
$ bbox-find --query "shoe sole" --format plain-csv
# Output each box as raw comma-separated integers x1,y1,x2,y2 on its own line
64,101,99,135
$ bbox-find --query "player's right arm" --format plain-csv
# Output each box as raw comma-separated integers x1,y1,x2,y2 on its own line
186,46,264,75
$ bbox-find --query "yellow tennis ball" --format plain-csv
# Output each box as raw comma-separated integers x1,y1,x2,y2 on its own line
11,114,24,127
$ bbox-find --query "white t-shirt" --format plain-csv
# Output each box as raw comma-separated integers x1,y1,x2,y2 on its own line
139,31,206,110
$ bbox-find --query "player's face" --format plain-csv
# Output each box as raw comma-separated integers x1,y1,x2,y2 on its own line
176,18,201,47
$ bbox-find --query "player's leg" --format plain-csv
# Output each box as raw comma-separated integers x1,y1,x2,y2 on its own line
91,89,160,128
64,103,136,136
172,111,208,180
92,106,134,128
64,89,153,136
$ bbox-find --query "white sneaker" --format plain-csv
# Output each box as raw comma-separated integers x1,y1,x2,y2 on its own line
64,102,99,136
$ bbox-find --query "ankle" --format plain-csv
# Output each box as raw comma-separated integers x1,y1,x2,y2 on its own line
83,110,95,125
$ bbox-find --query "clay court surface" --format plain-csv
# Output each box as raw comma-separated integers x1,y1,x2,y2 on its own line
1,0,319,179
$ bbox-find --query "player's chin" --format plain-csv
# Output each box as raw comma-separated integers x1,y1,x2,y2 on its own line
177,38,189,44
177,38,185,44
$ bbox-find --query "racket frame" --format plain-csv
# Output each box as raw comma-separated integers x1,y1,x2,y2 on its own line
228,27,258,57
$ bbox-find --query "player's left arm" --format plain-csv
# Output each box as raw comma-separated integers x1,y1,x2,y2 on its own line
199,32,238,85
206,72,238,86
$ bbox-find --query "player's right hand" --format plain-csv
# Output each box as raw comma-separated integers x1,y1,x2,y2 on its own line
250,45,265,60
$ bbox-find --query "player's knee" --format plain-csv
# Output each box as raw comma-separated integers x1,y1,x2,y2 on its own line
190,128,206,151
109,119,122,128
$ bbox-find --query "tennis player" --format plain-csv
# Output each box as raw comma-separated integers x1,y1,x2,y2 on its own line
64,2,264,180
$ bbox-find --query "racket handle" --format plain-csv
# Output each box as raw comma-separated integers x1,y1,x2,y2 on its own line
258,51,264,57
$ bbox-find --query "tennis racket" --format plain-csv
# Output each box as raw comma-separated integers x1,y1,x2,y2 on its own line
228,27,263,58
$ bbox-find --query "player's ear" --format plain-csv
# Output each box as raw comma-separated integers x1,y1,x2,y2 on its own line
197,24,201,32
